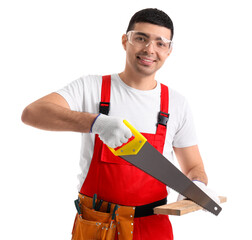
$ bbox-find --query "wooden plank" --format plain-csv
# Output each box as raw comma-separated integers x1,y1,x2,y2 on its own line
154,196,227,216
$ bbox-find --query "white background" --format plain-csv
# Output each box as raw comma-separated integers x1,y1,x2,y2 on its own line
1,0,251,239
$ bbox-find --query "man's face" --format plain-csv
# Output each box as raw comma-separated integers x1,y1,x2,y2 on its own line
122,22,172,77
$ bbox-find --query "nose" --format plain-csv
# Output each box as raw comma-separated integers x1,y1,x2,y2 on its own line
144,40,155,54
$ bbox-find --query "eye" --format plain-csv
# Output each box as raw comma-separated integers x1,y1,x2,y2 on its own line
134,36,147,43
156,41,167,48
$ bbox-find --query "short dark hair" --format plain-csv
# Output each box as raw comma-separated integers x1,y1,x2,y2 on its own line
126,8,174,40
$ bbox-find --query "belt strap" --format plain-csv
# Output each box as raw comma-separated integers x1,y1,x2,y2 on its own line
134,198,167,218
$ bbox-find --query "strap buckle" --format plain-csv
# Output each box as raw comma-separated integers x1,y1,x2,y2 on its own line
158,111,169,127
99,102,110,115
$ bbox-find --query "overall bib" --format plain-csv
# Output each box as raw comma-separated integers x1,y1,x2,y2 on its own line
75,75,173,240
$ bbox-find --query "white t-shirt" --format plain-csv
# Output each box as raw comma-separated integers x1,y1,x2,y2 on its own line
56,73,198,191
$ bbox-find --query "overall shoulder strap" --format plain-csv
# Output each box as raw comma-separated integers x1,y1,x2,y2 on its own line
99,75,111,115
160,84,169,113
155,83,169,153
158,83,169,126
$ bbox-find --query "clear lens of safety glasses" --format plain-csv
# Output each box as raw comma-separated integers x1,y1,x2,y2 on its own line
127,31,173,54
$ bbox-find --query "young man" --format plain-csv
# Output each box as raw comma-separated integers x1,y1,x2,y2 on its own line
22,8,219,240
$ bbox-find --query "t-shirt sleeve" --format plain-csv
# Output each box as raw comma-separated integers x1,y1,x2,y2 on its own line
55,77,85,112
172,99,198,148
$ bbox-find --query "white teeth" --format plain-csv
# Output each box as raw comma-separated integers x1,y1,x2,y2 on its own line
140,58,153,62
137,56,156,63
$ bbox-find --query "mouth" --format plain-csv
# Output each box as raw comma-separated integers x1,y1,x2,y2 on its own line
136,56,157,66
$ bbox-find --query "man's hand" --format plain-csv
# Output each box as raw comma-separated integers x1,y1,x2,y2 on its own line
177,180,221,205
91,114,132,148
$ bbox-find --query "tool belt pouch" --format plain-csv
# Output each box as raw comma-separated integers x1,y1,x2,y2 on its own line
72,194,135,240
72,205,116,240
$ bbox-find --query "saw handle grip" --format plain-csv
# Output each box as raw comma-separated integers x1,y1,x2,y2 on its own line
108,120,147,156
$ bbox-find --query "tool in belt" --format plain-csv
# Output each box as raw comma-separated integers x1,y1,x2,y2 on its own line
108,120,223,216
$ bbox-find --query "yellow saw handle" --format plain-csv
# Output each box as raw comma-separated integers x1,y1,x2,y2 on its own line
108,120,147,156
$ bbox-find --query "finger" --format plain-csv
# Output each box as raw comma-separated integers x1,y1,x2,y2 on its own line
109,143,117,149
115,139,123,148
120,136,129,144
177,194,186,202
103,138,117,149
123,126,132,139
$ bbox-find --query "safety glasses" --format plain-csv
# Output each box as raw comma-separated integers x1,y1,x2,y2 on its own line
127,30,173,54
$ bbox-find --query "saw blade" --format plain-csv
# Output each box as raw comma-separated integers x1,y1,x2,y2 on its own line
121,142,222,216
108,120,222,216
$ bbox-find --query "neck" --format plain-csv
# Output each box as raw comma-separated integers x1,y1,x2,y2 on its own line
119,69,157,90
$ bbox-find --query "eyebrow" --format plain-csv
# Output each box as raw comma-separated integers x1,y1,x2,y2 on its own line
134,32,150,38
134,31,169,42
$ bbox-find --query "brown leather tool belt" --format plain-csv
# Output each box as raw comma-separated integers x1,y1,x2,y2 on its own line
72,193,167,240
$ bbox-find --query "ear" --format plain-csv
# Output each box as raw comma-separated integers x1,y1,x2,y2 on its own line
122,34,127,51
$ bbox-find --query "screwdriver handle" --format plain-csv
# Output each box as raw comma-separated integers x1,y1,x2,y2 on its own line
74,199,82,215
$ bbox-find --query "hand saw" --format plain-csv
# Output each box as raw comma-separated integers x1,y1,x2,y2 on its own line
108,120,222,216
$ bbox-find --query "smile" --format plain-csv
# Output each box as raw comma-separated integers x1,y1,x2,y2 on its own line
137,56,157,66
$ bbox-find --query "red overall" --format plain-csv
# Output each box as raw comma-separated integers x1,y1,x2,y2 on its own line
80,76,173,240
